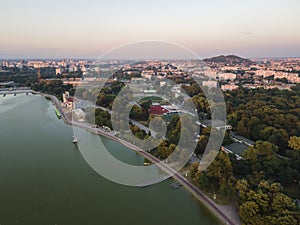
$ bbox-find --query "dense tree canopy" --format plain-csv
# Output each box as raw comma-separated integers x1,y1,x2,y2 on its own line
190,151,236,203
225,87,300,155
32,80,74,100
237,180,298,225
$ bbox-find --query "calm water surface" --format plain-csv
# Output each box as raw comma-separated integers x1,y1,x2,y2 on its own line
0,94,221,225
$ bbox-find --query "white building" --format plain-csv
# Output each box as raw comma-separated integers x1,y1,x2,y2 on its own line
255,70,275,78
55,68,62,75
274,72,300,83
143,89,157,95
221,84,239,91
141,70,154,80
160,81,166,87
218,73,237,81
62,91,76,110
202,80,217,89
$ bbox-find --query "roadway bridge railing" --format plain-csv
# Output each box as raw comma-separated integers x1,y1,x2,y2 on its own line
0,87,34,95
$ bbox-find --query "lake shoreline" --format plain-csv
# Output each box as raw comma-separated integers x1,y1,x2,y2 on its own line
45,93,240,225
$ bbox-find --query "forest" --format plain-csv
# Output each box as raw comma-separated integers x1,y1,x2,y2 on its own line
189,85,300,225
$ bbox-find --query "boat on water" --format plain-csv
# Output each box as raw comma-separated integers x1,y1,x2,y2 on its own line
54,108,61,119
72,136,78,143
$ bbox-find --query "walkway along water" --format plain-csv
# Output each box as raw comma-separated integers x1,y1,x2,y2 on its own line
46,94,241,225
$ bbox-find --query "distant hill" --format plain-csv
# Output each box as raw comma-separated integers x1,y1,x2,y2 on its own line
203,55,252,65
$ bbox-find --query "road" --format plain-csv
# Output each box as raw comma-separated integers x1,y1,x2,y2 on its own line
229,131,254,146
77,99,156,136
229,131,291,161
136,151,237,225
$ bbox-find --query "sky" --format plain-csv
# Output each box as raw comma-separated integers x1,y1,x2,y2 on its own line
0,0,300,59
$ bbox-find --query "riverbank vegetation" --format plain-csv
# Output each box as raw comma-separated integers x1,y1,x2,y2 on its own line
32,76,300,224
32,80,74,100
189,85,300,224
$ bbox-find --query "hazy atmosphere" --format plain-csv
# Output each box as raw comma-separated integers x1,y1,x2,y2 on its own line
1,0,300,58
0,2,300,225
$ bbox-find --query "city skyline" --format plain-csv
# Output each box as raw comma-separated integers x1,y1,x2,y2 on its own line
1,0,300,58
1,2,300,225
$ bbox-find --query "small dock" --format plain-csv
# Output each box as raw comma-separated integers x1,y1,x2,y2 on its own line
170,182,182,189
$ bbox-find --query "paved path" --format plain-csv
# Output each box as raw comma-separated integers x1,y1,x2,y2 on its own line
229,131,254,146
48,94,240,225
77,100,157,137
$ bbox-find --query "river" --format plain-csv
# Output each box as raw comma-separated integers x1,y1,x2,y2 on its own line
0,94,221,225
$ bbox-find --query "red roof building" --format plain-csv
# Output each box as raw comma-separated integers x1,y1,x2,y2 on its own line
149,105,169,115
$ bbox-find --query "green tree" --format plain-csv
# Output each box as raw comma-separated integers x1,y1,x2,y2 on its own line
239,201,260,225
288,136,300,151
238,180,298,225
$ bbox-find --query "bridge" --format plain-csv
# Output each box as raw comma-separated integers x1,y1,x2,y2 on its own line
0,87,34,96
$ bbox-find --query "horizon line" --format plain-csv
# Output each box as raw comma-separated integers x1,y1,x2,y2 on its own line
1,55,300,61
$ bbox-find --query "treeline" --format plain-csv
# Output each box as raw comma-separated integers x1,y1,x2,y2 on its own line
0,73,37,86
32,80,74,100
0,67,82,86
190,139,300,224
75,81,124,109
85,108,112,129
190,151,236,204
237,179,298,225
188,85,300,225
236,140,300,224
